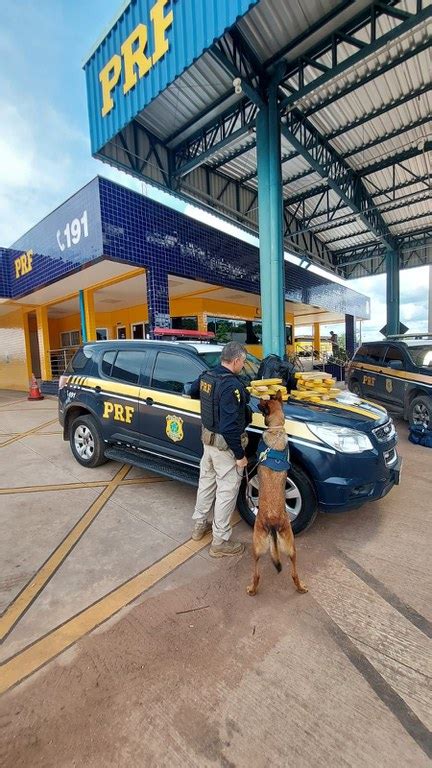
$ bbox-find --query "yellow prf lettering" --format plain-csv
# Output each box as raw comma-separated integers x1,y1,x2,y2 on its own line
103,401,135,422
121,23,151,95
114,403,125,422
14,250,33,279
99,0,174,117
124,405,134,424
150,0,174,65
99,54,122,117
103,401,114,419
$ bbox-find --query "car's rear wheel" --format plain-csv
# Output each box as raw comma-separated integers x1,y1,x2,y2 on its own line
237,463,318,535
408,395,432,427
348,379,362,397
70,414,108,467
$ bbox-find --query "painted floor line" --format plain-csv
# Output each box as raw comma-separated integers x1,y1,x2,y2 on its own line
0,533,212,695
0,419,59,448
0,398,29,408
0,465,130,642
0,476,168,495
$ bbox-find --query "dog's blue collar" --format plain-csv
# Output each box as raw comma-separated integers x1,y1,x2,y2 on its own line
257,438,290,472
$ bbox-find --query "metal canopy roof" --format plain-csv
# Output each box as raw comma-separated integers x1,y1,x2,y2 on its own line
86,0,432,280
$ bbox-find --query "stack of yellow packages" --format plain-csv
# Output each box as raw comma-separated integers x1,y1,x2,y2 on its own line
247,378,288,401
290,371,340,403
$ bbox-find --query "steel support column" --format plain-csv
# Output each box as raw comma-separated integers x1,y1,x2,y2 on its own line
386,251,400,336
256,83,285,358
79,290,87,344
345,315,355,358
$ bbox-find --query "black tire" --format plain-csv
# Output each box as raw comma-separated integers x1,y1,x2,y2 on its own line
408,395,432,428
69,414,108,467
348,379,362,397
237,462,318,535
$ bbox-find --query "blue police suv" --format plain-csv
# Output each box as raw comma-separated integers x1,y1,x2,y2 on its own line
59,340,401,534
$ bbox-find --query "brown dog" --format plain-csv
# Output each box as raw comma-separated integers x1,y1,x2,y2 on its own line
247,392,308,596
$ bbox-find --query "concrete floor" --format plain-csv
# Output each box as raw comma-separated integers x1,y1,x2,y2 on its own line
0,390,431,767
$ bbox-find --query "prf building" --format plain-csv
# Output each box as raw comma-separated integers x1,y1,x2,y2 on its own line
0,176,368,391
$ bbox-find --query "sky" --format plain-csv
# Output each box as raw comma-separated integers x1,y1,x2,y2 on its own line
1,1,430,341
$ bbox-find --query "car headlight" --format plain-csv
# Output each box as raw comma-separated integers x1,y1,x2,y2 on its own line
308,423,373,453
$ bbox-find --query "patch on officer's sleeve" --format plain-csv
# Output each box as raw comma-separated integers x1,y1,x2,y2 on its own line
234,388,240,402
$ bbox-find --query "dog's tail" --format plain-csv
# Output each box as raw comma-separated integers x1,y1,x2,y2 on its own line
269,528,282,573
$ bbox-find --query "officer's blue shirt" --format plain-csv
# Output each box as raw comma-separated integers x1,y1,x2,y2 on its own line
190,364,248,459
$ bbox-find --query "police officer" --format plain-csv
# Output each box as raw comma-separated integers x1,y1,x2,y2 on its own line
190,341,250,557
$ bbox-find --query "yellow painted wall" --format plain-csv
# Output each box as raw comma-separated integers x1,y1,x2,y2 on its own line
46,297,296,364
0,308,30,391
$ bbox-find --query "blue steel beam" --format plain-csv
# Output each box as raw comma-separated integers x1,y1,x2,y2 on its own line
280,2,431,112
293,197,432,237
326,83,432,141
284,173,432,210
173,99,258,177
209,138,256,170
280,111,397,251
341,115,432,159
358,142,432,177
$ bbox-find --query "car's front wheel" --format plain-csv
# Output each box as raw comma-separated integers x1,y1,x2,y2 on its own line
237,463,318,535
408,395,432,427
70,414,108,467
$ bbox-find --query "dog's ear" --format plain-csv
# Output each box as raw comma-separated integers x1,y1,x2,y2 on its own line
274,390,283,403
258,399,270,415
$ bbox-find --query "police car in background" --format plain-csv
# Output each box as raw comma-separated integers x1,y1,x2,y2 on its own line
346,334,432,427
58,340,401,535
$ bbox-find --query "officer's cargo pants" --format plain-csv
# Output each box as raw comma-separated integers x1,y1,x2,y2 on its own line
193,444,243,544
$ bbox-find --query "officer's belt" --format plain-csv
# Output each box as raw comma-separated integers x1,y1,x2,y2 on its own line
202,427,248,451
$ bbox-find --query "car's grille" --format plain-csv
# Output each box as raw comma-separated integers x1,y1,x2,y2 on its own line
372,419,395,442
383,447,397,467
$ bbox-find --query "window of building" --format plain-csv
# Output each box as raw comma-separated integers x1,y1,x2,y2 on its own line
207,316,262,344
60,330,81,348
151,352,202,393
96,328,108,341
131,322,149,339
172,316,198,330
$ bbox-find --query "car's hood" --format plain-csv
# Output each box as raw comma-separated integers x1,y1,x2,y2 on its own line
250,391,388,431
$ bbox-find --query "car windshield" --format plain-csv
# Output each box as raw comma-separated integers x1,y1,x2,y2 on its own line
199,351,260,383
407,345,432,368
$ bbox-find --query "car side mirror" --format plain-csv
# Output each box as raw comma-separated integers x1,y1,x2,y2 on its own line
388,360,403,370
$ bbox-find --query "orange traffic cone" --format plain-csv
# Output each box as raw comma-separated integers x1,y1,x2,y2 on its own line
28,373,44,401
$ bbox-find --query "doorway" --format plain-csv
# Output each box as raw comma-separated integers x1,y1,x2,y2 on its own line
131,322,148,339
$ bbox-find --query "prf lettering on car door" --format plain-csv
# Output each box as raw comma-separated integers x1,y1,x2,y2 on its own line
102,401,134,423
362,374,376,387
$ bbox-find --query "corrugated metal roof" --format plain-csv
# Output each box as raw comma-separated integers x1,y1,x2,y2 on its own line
88,0,432,276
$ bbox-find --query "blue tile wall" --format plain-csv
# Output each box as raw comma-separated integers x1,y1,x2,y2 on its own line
5,179,103,300
98,177,368,318
0,175,369,325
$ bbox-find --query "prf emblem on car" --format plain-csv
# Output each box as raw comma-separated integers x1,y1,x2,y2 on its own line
166,414,184,442
385,379,393,393
362,374,375,387
102,401,134,423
